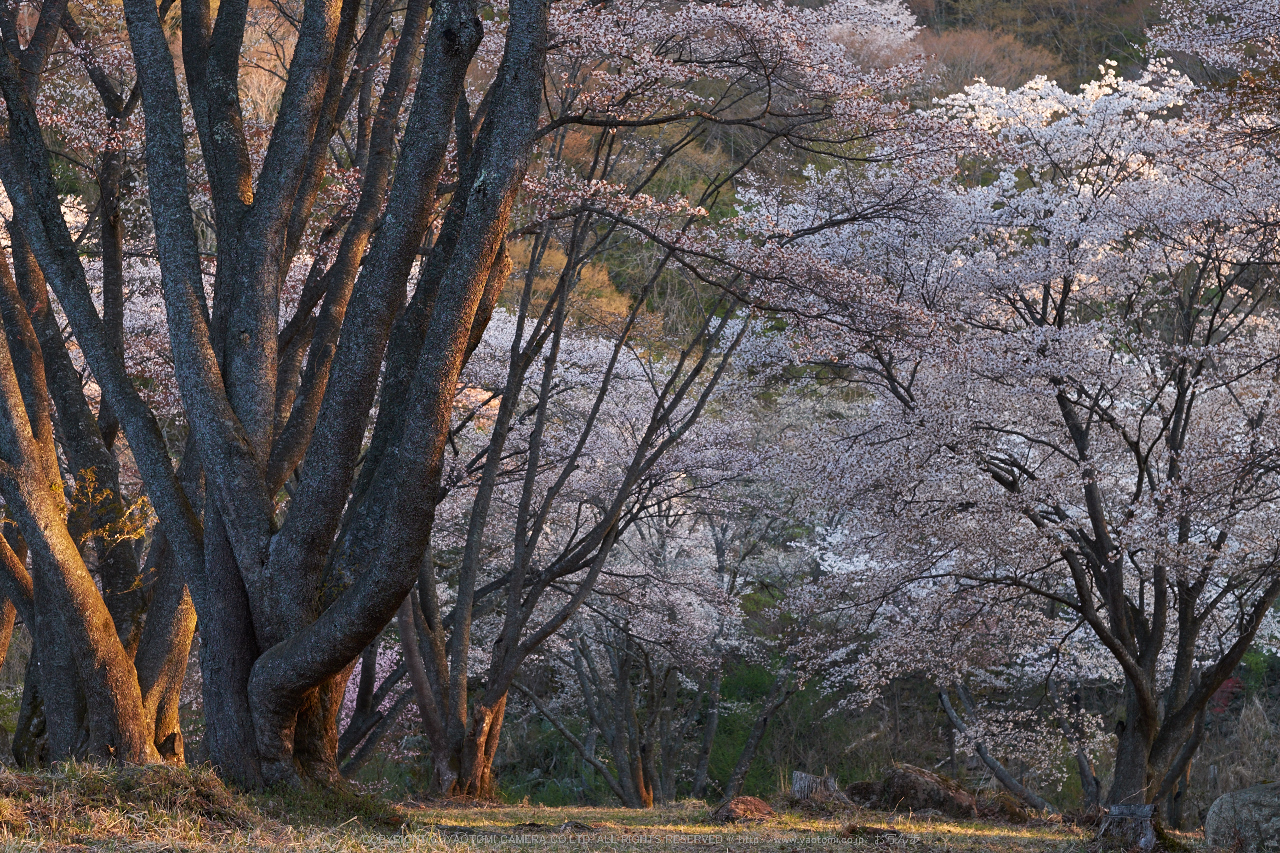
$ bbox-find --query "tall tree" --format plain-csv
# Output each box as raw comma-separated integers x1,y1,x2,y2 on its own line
776,66,1280,809
0,0,925,790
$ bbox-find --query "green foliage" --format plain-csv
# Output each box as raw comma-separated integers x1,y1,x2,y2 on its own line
722,664,777,703
348,751,425,799
49,153,91,202
493,717,619,806
707,676,947,799
1240,648,1279,695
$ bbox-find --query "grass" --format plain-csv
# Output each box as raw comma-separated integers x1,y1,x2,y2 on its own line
0,764,1201,852
0,762,415,852
406,803,1093,852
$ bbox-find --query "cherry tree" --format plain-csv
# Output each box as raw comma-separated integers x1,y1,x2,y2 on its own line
765,64,1280,810
506,359,818,806
387,292,751,795
0,0,934,792
1153,0,1280,69
795,526,1117,808
1150,0,1280,151
513,509,739,807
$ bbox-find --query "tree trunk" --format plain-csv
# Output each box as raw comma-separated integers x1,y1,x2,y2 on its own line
633,744,655,808
1165,762,1191,831
453,693,507,799
1110,737,1155,806
134,535,198,762
1077,747,1101,809
15,498,154,763
94,147,126,452
13,653,46,767
5,223,147,654
582,728,598,791
723,670,794,802
942,687,1057,813
293,670,351,783
0,598,14,673
692,673,721,798
1108,694,1159,806
197,507,263,787
30,593,85,760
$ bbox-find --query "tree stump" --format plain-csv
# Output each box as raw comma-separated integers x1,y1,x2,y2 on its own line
1096,803,1156,852
792,771,851,804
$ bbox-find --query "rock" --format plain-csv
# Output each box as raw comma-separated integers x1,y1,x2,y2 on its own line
712,796,775,823
1205,783,1280,853
846,780,885,806
881,765,978,819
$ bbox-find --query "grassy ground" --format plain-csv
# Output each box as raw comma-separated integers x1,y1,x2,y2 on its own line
0,763,1199,853
406,801,1096,853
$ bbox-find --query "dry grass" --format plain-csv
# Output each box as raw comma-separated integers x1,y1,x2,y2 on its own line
0,765,1192,852
0,762,418,852
404,801,1100,853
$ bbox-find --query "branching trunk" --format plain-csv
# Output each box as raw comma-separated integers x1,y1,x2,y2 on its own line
0,0,758,794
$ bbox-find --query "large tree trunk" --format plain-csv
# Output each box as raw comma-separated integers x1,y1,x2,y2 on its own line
5,223,148,655
29,588,86,760
198,508,263,787
1108,690,1160,806
1158,709,1206,829
453,694,508,799
0,0,548,788
0,253,156,762
134,537,197,762
293,663,356,783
